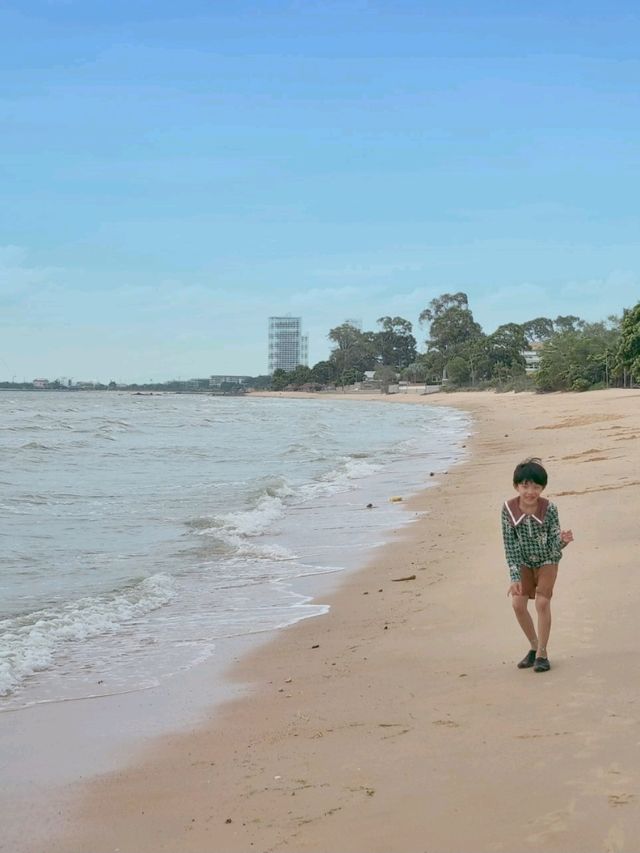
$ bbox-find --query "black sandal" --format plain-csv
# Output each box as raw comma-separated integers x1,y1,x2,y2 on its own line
533,657,551,672
517,650,537,669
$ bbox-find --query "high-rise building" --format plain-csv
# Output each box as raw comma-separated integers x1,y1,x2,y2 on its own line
268,316,308,374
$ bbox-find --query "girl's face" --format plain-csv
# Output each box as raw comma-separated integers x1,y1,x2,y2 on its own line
515,479,545,505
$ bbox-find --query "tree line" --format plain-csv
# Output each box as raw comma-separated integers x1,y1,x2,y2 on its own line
270,293,640,393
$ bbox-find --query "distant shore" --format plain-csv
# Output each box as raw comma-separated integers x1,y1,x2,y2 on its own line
31,389,640,852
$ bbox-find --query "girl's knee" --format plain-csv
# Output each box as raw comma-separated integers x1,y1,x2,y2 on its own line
535,594,551,612
511,596,529,614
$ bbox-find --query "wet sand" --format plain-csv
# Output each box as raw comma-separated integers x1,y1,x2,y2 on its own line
26,389,640,852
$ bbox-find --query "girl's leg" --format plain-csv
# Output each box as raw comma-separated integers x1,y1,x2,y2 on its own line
533,564,558,658
511,595,538,649
535,594,551,658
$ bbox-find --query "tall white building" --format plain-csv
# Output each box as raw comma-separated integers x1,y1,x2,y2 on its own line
268,316,308,374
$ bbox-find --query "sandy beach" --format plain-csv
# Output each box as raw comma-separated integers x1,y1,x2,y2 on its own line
23,389,640,852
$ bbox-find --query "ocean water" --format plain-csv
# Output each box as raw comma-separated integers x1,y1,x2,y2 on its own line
0,392,469,711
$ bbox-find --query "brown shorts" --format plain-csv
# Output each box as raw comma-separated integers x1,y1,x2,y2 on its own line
520,564,558,599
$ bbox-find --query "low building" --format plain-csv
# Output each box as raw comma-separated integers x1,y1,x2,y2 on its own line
523,346,542,373
209,375,251,388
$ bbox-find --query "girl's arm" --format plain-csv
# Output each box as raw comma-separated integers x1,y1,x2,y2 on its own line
501,505,522,582
547,503,563,562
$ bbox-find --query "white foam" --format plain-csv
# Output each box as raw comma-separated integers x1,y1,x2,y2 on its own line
207,493,287,538
0,573,175,697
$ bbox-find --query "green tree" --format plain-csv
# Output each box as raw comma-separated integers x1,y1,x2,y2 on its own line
486,323,527,378
465,336,492,385
311,360,338,385
374,365,398,393
419,292,484,358
288,365,313,388
445,355,471,385
553,315,585,334
270,369,290,391
248,375,272,390
338,367,365,387
328,323,376,375
419,292,485,382
415,350,447,384
373,316,417,368
400,361,429,383
616,302,640,385
537,321,621,392
522,317,554,343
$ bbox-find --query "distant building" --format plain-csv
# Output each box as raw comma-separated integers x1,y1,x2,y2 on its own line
523,343,543,373
209,375,251,387
32,379,49,389
268,316,308,374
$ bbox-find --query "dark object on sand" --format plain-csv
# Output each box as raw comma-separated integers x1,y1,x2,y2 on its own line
391,574,416,582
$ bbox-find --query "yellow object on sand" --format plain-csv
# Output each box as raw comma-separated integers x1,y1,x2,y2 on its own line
389,496,403,502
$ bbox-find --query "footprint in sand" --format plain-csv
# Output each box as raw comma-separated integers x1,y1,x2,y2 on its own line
561,447,608,460
608,793,635,807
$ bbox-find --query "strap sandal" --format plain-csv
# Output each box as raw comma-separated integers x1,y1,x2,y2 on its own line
533,657,551,672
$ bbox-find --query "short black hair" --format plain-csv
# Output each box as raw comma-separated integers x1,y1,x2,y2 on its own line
513,458,548,487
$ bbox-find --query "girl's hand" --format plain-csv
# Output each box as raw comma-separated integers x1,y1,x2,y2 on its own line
507,581,523,597
561,529,574,545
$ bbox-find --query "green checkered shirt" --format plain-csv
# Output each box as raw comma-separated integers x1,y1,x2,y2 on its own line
501,499,563,583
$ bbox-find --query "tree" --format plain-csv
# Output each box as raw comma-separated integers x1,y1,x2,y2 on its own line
401,361,429,383
419,292,485,382
553,315,585,334
419,292,484,357
486,323,527,378
616,302,640,385
445,356,471,385
311,360,338,385
338,367,365,387
419,291,470,324
465,336,492,385
373,316,417,369
414,350,446,384
536,321,621,392
522,317,554,344
328,323,376,375
374,365,398,393
288,365,313,388
247,375,272,390
270,369,290,391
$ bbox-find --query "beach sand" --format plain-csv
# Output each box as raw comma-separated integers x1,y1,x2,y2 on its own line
25,389,640,851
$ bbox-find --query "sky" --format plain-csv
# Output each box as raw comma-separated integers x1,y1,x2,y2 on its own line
2,0,640,382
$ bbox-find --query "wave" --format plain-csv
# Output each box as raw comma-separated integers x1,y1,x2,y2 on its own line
0,574,176,697
298,456,380,502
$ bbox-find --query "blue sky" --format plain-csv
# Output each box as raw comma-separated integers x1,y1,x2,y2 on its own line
2,0,639,382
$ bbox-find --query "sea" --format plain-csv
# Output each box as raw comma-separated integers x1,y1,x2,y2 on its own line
0,391,470,714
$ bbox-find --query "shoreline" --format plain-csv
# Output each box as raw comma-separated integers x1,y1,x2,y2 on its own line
19,389,640,852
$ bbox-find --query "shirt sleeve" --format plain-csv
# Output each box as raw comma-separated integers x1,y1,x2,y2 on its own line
501,504,522,582
546,502,563,564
